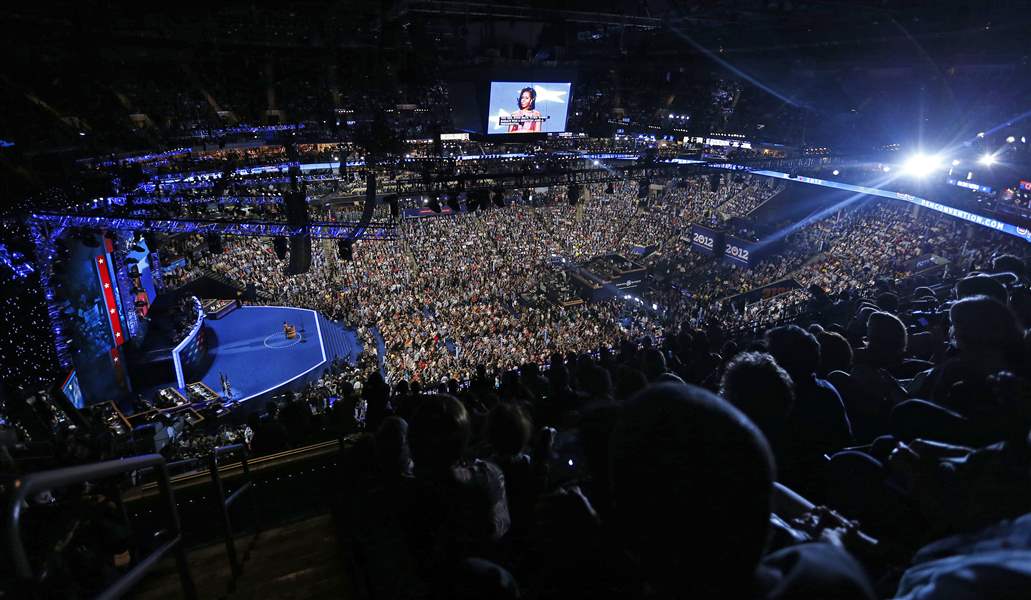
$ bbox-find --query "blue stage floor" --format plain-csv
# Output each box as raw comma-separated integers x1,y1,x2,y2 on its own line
144,305,362,413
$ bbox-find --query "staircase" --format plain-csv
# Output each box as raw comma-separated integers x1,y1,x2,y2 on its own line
132,513,353,600
369,326,387,377
317,314,362,366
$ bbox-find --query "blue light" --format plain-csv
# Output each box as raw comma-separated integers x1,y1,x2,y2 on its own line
93,147,191,168
29,214,397,240
28,222,73,369
0,243,35,279
743,168,1030,243
188,123,305,139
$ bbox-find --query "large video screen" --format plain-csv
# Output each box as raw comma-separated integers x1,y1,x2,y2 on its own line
53,238,130,406
61,370,85,409
488,82,571,134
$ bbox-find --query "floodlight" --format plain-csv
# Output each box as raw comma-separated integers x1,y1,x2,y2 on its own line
978,153,996,166
902,154,941,177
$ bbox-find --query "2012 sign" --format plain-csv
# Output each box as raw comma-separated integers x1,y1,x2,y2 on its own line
692,232,715,248
725,244,750,262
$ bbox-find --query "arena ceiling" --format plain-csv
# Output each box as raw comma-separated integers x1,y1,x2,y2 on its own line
1,1,1028,159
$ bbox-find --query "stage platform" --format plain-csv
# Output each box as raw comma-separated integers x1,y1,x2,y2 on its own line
153,306,361,415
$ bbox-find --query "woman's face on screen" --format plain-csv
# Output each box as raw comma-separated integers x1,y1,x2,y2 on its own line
520,91,532,110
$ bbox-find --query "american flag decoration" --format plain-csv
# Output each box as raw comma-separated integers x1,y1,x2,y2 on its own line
96,254,125,346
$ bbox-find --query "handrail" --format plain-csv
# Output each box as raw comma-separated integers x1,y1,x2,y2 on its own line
3,453,196,600
208,443,261,591
124,439,342,501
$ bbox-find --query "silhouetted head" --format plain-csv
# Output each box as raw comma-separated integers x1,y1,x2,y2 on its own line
610,383,775,595
408,394,470,474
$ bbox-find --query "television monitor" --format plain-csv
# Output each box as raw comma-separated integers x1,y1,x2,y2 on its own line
487,81,571,135
61,369,85,409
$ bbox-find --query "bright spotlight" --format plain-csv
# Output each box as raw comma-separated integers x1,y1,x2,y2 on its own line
951,159,961,166
1007,136,1016,144
593,160,599,165
832,169,840,176
902,154,941,177
882,166,891,172
979,153,997,166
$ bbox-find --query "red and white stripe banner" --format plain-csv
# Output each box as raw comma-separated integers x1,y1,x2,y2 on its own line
96,254,125,346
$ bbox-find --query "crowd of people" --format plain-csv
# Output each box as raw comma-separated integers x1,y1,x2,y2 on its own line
651,193,1028,333
169,296,202,344
329,251,1031,598
6,166,1031,598
8,4,1031,596
190,173,1028,387
197,176,753,384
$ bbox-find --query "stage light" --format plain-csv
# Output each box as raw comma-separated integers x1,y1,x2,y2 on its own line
977,132,985,138
979,153,996,166
832,169,840,176
902,153,941,177
592,160,599,165
1006,136,1016,144
882,166,891,173
951,159,961,166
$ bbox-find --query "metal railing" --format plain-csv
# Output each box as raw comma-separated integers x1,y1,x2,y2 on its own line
3,453,197,600
208,443,261,591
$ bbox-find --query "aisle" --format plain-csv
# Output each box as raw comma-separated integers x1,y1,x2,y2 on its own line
369,325,387,378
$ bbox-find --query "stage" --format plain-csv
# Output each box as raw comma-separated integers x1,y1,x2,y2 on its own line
148,305,361,415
